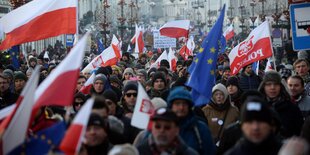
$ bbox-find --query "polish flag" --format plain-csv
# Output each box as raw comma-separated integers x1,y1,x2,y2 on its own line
0,67,40,155
149,50,168,69
79,73,95,95
82,35,121,73
179,36,194,60
131,83,154,129
168,48,177,72
0,0,77,50
223,24,234,41
229,21,273,75
60,98,94,155
33,32,89,109
159,20,190,38
131,25,145,53
264,58,274,72
0,104,16,121
111,35,122,59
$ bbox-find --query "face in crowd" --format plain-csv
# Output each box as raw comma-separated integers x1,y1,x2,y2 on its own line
14,79,26,92
152,120,179,147
287,76,304,98
94,79,105,93
171,99,189,118
124,90,137,108
76,76,86,91
0,76,9,93
242,120,272,143
227,84,238,95
153,78,165,91
212,90,225,104
264,81,281,99
294,60,310,77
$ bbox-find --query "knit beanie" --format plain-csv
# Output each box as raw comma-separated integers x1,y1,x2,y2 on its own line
109,75,122,86
14,71,28,81
241,97,272,125
152,72,167,86
212,83,229,101
108,144,139,155
3,69,14,80
93,74,107,84
103,89,118,104
122,68,135,78
160,59,170,68
123,81,138,93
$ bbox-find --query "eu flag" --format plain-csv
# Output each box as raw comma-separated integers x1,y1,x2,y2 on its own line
8,45,20,70
97,38,105,55
9,121,66,155
187,5,226,106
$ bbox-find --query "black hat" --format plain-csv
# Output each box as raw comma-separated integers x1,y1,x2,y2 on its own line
123,81,138,93
14,71,28,81
88,113,107,129
103,89,118,104
160,59,170,68
151,108,179,124
223,66,231,71
226,76,239,87
241,97,272,125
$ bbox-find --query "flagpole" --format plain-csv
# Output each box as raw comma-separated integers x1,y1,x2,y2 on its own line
75,0,79,42
266,21,277,72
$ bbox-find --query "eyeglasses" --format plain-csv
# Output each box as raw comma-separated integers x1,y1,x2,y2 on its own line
125,93,137,97
154,124,172,130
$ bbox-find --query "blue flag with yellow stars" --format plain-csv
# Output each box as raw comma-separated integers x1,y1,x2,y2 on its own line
9,121,66,155
187,4,226,106
8,45,20,70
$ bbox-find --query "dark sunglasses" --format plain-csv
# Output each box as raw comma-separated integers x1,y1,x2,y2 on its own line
125,93,137,97
154,124,172,130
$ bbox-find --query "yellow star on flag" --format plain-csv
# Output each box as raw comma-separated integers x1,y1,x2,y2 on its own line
207,58,213,64
199,48,204,53
210,70,215,75
195,58,199,63
210,47,216,53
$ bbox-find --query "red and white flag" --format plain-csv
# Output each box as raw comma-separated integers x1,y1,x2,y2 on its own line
265,58,274,72
179,36,194,60
79,73,95,95
0,67,40,155
149,50,168,69
168,48,177,72
159,20,190,38
131,25,145,53
60,98,94,155
0,0,77,50
223,24,234,41
131,83,154,129
229,21,273,75
33,32,89,109
111,35,122,59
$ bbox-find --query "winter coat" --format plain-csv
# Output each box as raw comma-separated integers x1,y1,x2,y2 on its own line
224,134,282,155
217,122,242,155
178,114,216,155
0,89,18,110
294,92,310,119
202,101,239,142
268,98,304,138
238,72,261,91
137,135,199,155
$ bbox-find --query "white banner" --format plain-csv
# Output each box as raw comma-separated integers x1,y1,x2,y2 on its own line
153,30,176,49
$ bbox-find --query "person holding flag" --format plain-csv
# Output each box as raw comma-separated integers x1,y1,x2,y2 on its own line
186,4,227,106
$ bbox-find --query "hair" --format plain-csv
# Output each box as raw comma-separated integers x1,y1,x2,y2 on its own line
288,75,305,87
293,59,310,69
93,95,109,113
78,75,87,80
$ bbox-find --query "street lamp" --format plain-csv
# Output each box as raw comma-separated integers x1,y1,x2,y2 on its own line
250,1,257,29
101,0,110,47
259,0,266,22
118,0,126,39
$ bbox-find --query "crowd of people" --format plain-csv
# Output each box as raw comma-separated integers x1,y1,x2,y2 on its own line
0,42,310,155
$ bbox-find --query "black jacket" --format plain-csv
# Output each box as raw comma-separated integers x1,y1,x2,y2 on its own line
224,134,282,155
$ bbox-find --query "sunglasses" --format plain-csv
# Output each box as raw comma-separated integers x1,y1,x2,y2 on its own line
125,93,137,97
154,124,172,130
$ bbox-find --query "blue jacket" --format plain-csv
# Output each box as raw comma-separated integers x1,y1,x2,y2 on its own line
179,113,215,155
239,72,261,91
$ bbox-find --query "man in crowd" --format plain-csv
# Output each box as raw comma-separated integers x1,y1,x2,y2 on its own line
0,73,18,109
239,64,261,91
167,86,215,155
287,75,310,119
225,97,282,155
137,108,199,155
293,59,310,96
